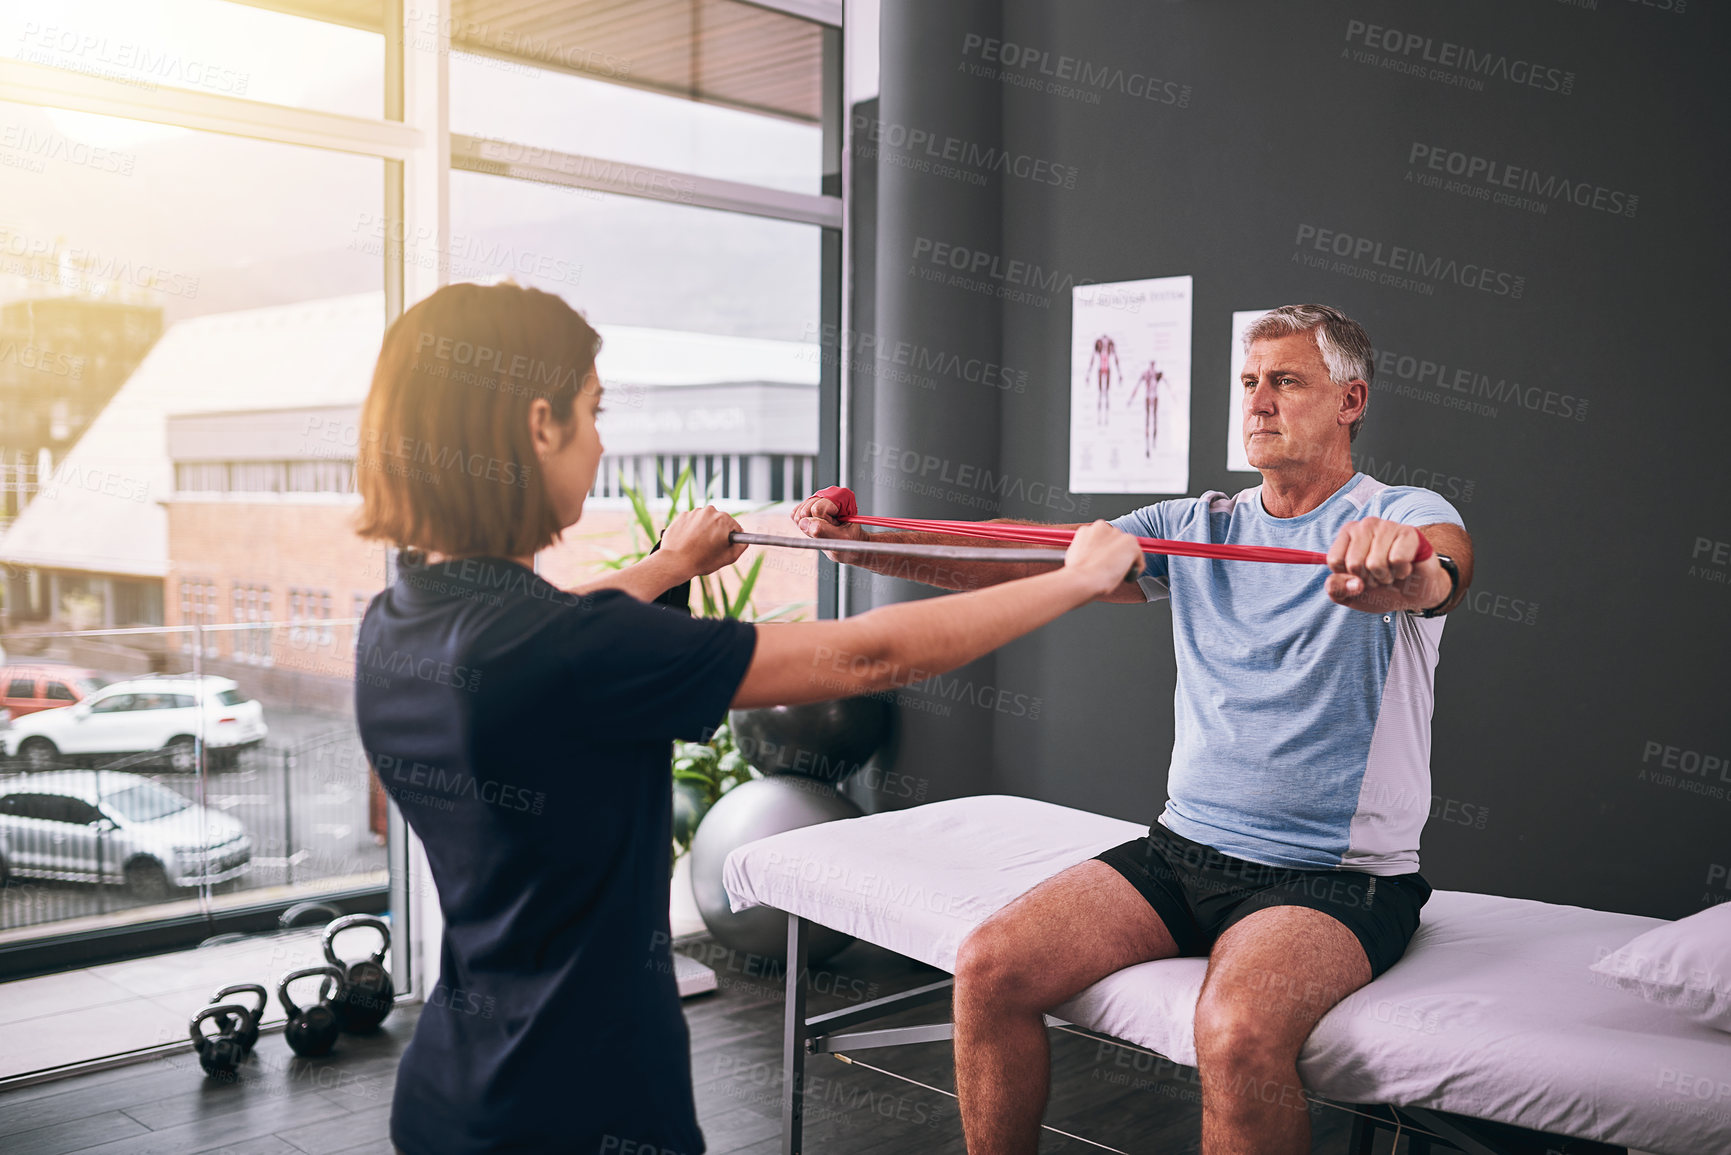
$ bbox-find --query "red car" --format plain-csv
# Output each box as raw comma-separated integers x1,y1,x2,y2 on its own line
0,665,110,719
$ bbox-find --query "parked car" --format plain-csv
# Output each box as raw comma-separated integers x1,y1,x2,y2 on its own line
0,769,252,899
0,674,268,772
0,665,110,719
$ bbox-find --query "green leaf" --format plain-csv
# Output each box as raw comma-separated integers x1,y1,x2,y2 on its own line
672,461,695,510
625,485,657,543
727,555,764,619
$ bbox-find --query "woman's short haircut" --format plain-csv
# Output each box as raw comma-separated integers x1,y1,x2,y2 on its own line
355,281,602,558
1242,304,1374,441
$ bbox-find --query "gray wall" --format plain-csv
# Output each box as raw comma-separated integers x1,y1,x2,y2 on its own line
853,0,1729,919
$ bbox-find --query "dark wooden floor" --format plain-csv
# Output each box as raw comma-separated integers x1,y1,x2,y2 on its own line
0,937,1380,1154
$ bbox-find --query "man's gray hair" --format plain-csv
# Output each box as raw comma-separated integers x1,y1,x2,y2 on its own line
1242,304,1373,441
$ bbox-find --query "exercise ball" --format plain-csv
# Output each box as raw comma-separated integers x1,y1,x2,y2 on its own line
729,696,893,786
688,775,862,963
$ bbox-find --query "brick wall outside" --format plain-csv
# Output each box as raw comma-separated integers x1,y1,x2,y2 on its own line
164,499,387,688
164,499,820,693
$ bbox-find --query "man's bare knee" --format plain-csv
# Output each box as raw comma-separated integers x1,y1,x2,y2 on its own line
955,921,1034,1009
1193,993,1288,1071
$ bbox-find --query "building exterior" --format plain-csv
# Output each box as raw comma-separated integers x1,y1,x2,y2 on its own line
0,293,383,633
0,291,820,687
163,379,821,688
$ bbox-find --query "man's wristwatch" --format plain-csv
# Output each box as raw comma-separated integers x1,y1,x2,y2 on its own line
1418,554,1459,618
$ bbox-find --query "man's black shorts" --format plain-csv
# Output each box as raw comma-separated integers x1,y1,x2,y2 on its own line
1094,823,1431,977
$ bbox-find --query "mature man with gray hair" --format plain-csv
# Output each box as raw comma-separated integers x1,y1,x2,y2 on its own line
791,303,1475,1155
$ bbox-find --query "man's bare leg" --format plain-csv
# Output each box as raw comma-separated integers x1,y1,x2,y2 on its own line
954,860,1178,1155
1193,906,1373,1155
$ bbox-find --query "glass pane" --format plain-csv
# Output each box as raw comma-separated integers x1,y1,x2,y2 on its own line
451,51,823,195
0,0,383,118
0,623,394,1077
0,104,394,1075
450,170,821,620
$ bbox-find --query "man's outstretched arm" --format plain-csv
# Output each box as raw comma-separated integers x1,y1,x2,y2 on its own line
1326,519,1474,615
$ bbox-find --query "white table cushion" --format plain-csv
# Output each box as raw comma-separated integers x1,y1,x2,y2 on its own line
724,794,1731,1155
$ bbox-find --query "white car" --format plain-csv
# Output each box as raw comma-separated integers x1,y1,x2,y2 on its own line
0,675,268,772
0,770,252,898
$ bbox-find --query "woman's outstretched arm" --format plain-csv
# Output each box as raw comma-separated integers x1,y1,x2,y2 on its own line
732,521,1143,708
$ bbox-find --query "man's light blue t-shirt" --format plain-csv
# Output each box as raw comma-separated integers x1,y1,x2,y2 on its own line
1111,472,1464,875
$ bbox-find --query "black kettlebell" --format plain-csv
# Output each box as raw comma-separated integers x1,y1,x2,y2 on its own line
278,965,346,1057
209,983,267,1053
322,914,395,1032
190,1003,252,1079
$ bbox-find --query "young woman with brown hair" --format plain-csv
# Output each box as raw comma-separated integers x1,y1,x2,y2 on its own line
352,281,1143,1155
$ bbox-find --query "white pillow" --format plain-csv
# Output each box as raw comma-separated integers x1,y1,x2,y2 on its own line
1591,903,1731,1032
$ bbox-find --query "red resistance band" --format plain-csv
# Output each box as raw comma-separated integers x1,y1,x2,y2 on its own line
809,487,1432,567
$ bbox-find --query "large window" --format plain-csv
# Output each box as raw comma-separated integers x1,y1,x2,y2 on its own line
0,0,843,1082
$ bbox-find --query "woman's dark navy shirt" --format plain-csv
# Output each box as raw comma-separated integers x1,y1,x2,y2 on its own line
355,557,756,1155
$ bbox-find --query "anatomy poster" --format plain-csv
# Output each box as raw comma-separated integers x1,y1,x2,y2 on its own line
1069,275,1192,494
1227,308,1274,473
